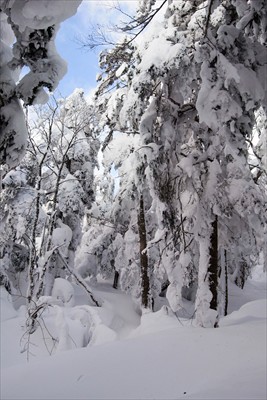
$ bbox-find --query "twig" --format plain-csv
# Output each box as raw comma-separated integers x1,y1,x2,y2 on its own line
56,250,102,307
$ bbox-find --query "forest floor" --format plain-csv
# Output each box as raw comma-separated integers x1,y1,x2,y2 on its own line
1,265,266,400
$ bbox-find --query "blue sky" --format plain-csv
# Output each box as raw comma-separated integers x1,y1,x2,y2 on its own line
55,1,137,97
55,2,101,97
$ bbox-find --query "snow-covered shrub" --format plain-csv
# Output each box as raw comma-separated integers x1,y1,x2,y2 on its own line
51,278,75,307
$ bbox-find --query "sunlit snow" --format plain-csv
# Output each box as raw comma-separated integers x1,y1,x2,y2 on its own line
1,266,266,400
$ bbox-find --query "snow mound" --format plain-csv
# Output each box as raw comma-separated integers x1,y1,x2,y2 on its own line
251,264,267,281
78,304,117,346
52,278,75,307
1,275,266,400
0,287,17,321
130,305,180,338
220,299,267,327
89,323,117,346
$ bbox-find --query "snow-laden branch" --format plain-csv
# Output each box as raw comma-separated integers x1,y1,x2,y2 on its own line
56,250,102,308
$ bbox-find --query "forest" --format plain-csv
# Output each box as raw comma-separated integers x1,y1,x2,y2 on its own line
1,1,266,399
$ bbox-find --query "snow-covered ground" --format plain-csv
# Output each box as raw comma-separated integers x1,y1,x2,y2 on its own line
1,266,266,400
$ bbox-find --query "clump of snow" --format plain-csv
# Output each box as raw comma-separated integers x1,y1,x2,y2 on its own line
89,322,117,346
10,0,82,31
0,99,28,168
54,305,72,351
51,278,75,307
2,168,27,187
0,0,82,167
130,305,179,337
51,221,72,259
251,262,267,281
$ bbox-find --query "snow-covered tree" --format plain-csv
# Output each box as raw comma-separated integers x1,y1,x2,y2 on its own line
92,0,267,325
26,91,100,302
0,0,82,169
0,166,34,301
0,89,101,332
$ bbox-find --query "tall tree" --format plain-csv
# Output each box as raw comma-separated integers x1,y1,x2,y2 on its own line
92,0,267,325
0,90,101,333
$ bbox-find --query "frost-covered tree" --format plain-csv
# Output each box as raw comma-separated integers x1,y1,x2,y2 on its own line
0,0,82,169
26,91,100,305
76,128,162,310
93,0,267,325
0,90,101,332
192,0,267,326
0,167,34,302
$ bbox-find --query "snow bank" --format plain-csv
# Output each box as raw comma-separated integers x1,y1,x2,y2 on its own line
1,298,266,399
0,287,17,321
130,305,180,337
1,274,266,399
220,299,267,327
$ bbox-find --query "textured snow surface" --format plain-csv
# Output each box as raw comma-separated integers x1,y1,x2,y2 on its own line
0,287,17,321
1,270,266,400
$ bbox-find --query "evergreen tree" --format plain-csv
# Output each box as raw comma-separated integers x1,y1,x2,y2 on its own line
92,0,267,325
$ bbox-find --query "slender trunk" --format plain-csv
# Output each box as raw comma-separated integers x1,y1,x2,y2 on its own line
235,258,247,289
27,184,40,305
113,270,119,289
27,170,47,333
26,121,54,332
209,215,218,311
46,161,65,252
38,149,70,297
27,156,46,306
224,249,228,316
138,195,150,309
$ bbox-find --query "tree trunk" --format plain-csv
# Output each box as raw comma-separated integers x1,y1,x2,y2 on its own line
138,195,150,309
224,249,228,316
234,258,247,289
209,215,218,311
113,270,119,289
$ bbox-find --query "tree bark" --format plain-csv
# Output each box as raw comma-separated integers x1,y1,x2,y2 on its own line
235,258,247,289
138,195,150,309
224,249,228,316
113,270,119,289
209,215,218,311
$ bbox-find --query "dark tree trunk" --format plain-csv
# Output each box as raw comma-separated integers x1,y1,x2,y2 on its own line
235,258,247,289
138,195,150,309
224,249,228,316
113,270,119,289
209,215,218,311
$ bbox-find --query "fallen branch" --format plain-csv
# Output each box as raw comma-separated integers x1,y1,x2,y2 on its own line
56,250,102,307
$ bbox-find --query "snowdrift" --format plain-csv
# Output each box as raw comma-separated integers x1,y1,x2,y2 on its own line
1,275,266,400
